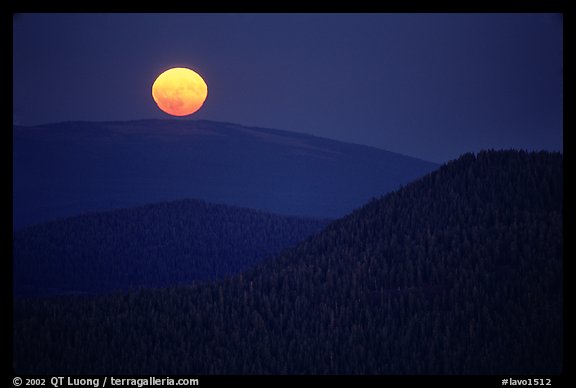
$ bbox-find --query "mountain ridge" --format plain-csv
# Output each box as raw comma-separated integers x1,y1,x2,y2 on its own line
13,119,438,229
18,118,436,162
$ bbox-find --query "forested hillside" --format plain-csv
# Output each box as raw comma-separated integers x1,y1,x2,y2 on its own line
13,150,562,374
13,199,328,297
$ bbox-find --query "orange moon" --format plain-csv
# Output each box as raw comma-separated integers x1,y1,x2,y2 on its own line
152,67,208,116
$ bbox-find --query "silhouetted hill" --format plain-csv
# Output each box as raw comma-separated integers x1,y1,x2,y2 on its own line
13,119,437,229
13,198,328,297
13,150,562,374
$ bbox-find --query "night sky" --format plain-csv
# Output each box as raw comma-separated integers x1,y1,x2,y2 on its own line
13,13,563,162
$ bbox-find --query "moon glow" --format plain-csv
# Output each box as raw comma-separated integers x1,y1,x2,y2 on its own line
152,67,208,116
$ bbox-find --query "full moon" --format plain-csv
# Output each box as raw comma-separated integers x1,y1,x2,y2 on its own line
152,67,208,116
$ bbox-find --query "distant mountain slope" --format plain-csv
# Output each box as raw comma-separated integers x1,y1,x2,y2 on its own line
13,119,437,229
13,150,562,374
13,198,328,297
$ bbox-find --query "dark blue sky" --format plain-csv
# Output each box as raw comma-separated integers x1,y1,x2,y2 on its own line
13,13,563,162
